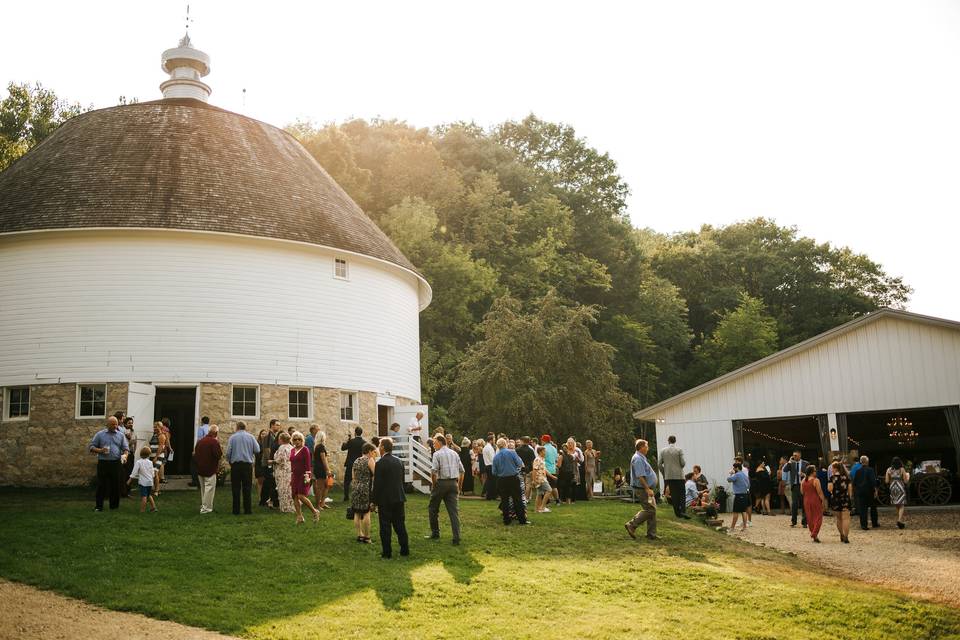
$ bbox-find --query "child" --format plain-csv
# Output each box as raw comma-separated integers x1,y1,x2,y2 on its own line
128,446,157,513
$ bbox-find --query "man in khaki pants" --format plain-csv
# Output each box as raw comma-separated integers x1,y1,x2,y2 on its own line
625,439,660,541
194,425,222,514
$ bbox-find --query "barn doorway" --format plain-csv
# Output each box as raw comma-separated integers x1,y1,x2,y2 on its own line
378,405,393,437
736,415,823,470
154,387,198,475
845,406,958,505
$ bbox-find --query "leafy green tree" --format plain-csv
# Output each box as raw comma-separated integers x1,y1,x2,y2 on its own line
452,292,635,450
652,218,911,348
696,294,779,378
0,82,87,171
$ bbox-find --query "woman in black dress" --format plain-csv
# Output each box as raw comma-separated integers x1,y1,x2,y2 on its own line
459,437,474,494
753,461,772,515
828,461,853,543
557,446,577,504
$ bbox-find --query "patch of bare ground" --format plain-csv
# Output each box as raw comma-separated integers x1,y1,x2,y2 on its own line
0,580,237,640
728,509,960,606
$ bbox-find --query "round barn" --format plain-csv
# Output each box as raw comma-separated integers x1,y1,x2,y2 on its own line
0,35,431,486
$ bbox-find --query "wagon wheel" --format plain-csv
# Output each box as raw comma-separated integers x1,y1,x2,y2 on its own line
875,483,890,506
917,475,952,506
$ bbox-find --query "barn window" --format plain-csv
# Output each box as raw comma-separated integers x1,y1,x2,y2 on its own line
340,392,357,422
232,385,259,418
77,384,107,418
334,258,349,280
3,387,30,420
289,388,311,420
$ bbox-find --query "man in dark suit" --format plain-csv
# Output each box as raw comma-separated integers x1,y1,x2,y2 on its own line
341,426,366,501
259,419,281,508
372,437,409,558
853,455,880,530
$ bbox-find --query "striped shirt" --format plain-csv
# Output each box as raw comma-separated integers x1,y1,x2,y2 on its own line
431,446,465,480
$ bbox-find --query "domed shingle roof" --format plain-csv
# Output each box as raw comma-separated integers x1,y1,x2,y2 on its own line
0,99,421,278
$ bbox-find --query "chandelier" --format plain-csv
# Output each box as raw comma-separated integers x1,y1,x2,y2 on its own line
887,415,918,447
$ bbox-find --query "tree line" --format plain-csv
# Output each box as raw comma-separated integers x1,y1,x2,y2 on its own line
1,82,912,454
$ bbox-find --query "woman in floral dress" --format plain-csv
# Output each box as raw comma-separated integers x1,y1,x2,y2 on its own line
350,443,377,543
273,432,295,513
828,461,853,543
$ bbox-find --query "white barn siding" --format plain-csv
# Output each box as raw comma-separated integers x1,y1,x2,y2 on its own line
643,313,960,492
0,230,423,400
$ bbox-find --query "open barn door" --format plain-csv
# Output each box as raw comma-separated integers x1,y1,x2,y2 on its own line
127,382,156,452
394,405,429,439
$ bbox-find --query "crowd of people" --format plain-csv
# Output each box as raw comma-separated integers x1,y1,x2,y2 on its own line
88,415,910,554
724,449,912,543
87,414,614,558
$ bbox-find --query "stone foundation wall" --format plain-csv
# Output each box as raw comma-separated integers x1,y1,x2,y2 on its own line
0,383,128,487
0,381,416,487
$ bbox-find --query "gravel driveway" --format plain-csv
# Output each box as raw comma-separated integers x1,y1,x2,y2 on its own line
727,509,960,606
0,580,238,640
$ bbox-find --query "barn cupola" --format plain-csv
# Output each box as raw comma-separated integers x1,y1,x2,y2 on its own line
159,32,211,102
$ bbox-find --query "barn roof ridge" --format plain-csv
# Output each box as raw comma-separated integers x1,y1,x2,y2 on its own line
635,308,960,419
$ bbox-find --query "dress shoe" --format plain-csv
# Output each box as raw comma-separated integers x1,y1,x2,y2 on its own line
646,534,661,541
424,534,439,540
624,523,637,539
680,514,691,519
380,553,392,559
399,550,409,556
452,539,461,546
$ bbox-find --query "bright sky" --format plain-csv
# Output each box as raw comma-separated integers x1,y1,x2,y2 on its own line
3,1,958,319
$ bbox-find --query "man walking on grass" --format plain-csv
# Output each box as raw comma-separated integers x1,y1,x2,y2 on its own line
659,435,690,519
625,439,659,541
426,434,464,544
493,438,529,526
194,424,222,514
373,438,409,558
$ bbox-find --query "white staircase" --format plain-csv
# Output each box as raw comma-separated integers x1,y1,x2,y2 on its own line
392,435,432,494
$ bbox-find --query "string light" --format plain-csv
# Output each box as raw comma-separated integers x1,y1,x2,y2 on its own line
847,436,861,448
741,426,804,449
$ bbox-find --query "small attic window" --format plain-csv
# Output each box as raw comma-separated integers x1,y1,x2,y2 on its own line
334,258,349,280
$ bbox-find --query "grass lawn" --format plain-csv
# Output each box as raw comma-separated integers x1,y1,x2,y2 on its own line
0,488,958,639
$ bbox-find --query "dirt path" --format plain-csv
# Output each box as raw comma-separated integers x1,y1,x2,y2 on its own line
727,509,960,606
0,580,238,640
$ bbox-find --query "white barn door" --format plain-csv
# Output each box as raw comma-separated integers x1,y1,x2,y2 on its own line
127,383,156,452
393,405,429,437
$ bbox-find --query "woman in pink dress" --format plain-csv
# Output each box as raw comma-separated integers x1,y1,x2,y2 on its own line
800,464,826,543
290,431,320,524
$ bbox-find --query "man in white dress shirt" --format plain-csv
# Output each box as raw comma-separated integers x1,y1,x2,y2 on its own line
408,411,424,443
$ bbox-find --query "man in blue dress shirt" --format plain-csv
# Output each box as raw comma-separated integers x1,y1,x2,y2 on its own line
624,439,659,540
88,416,130,512
226,421,261,515
492,438,529,525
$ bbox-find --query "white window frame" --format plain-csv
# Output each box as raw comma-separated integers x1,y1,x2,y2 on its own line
76,383,108,419
3,386,30,422
334,257,349,280
340,391,358,422
288,387,312,421
231,385,260,419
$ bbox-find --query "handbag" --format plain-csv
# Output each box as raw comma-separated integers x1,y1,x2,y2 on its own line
345,506,354,520
325,475,334,488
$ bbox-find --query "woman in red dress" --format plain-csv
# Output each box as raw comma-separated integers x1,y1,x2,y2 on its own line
290,431,320,524
800,464,826,543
